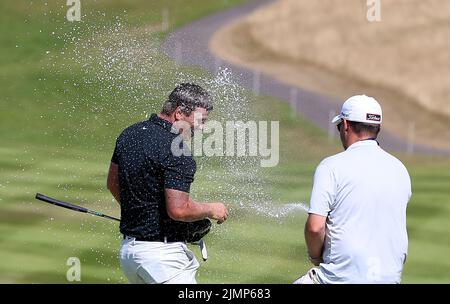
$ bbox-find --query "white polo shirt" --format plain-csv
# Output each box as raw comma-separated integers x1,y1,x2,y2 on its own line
308,140,411,284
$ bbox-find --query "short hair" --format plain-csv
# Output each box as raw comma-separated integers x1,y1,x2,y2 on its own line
348,121,381,138
161,83,213,116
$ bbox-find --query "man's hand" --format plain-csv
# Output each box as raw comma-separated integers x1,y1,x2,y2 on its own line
207,202,228,224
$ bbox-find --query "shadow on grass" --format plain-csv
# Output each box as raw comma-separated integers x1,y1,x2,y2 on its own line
21,270,114,284
0,209,47,227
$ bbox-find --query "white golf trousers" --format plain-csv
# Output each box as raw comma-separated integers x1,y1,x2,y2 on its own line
119,237,199,284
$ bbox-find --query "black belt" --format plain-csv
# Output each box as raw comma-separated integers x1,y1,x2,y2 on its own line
123,235,186,243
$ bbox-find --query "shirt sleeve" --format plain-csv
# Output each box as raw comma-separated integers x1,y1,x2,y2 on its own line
308,163,336,216
163,153,196,193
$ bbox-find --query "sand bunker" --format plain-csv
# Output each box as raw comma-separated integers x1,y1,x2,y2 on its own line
210,0,450,151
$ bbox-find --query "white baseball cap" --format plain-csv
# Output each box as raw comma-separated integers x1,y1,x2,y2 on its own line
331,95,382,125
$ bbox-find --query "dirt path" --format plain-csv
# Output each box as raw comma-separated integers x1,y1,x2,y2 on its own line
163,0,450,156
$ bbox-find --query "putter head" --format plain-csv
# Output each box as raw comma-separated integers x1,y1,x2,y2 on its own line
199,240,208,261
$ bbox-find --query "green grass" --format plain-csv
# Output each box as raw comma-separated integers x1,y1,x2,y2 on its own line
1,0,450,284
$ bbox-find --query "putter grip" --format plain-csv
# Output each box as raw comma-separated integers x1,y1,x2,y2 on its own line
35,193,88,213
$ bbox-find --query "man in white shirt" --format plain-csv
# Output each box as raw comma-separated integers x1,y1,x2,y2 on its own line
294,95,412,284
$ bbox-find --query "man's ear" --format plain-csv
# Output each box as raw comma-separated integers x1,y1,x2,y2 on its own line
174,107,183,121
343,119,349,132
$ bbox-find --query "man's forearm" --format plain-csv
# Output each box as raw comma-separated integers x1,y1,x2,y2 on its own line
165,189,227,223
176,197,212,222
107,162,120,205
165,190,210,222
107,178,120,205
305,230,325,265
186,198,212,220
304,214,327,265
109,186,121,205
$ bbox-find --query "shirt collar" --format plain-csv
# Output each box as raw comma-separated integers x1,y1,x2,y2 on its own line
347,139,379,151
149,113,174,133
